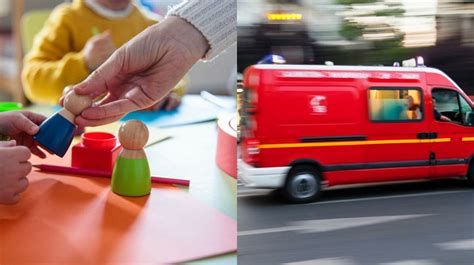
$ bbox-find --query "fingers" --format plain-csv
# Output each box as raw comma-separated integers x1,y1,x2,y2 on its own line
74,45,125,99
0,146,31,161
75,114,125,127
20,111,46,126
1,193,20,205
95,93,118,106
12,113,41,135
30,145,47,159
59,86,74,106
96,30,113,42
63,85,74,96
0,150,32,205
148,99,166,111
0,175,30,205
81,99,139,120
6,194,21,205
0,140,16,147
16,177,29,194
98,30,111,38
18,162,33,177
89,30,113,44
73,70,111,99
164,93,181,111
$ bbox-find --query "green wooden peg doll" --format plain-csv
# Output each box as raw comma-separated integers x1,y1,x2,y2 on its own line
111,120,151,196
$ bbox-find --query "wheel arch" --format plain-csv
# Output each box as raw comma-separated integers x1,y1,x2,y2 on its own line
466,154,474,176
288,158,325,179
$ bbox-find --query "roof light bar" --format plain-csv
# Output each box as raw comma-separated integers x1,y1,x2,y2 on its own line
401,56,425,67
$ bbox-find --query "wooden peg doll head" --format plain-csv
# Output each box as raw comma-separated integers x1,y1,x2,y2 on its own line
118,120,149,150
63,90,93,116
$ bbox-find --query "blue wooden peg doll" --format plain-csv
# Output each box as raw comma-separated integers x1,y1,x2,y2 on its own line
34,91,92,157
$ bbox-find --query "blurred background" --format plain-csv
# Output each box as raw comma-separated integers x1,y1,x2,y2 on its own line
238,0,474,94
0,0,236,104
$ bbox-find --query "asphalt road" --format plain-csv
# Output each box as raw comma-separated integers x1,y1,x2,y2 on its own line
238,179,474,265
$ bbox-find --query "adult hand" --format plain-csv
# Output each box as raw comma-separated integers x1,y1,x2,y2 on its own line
145,92,181,112
83,31,116,71
72,16,208,126
0,141,31,205
0,111,47,158
441,115,452,122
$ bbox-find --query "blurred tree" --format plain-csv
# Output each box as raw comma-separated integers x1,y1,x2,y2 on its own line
337,0,405,45
335,0,409,66
339,21,363,41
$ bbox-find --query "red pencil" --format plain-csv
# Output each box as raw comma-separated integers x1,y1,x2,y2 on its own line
32,164,190,186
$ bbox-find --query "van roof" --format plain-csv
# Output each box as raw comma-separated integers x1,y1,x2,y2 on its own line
254,64,442,74
252,64,462,91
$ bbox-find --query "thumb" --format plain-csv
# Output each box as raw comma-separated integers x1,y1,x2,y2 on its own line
0,140,16,147
73,49,124,98
14,114,40,135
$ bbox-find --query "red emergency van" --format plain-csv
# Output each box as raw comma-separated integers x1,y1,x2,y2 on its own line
238,62,474,203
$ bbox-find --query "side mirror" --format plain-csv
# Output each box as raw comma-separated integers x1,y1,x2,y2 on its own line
465,111,474,126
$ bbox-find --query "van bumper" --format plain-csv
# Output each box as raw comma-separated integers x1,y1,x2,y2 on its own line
238,159,290,188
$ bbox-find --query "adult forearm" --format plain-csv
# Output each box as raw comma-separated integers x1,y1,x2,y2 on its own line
168,0,237,60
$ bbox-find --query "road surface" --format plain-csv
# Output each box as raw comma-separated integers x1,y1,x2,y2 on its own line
238,179,474,265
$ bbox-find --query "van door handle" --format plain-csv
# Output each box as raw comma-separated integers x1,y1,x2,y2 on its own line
428,132,438,139
417,132,428,139
417,132,437,139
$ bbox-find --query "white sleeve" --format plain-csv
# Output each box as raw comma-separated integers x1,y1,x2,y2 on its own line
167,0,237,60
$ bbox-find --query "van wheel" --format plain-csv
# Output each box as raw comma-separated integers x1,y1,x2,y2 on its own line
283,165,322,203
467,163,474,187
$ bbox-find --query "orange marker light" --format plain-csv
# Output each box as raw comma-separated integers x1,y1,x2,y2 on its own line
267,13,303,21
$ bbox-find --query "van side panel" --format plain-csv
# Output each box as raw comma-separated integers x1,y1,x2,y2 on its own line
256,72,367,170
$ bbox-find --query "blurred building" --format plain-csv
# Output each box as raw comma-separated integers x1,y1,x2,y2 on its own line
237,0,474,94
437,0,474,47
421,0,474,93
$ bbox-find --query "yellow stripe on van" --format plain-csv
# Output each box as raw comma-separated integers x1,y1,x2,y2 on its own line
462,137,474,141
258,138,451,149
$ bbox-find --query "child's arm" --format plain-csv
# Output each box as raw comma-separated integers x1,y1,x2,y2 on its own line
22,6,90,105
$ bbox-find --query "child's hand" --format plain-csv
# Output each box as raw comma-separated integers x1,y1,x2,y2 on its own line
145,92,182,112
84,31,116,71
0,111,47,158
0,142,31,205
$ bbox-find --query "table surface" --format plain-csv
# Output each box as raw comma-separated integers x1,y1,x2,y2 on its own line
150,122,237,265
25,99,237,265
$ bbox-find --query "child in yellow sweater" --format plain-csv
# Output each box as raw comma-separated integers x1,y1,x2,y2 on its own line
22,0,186,111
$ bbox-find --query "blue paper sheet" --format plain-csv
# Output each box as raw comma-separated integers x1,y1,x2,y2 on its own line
121,95,235,128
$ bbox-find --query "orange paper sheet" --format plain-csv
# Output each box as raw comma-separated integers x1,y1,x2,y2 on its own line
0,153,236,264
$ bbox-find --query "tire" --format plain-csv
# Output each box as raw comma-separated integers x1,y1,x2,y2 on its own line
283,165,322,203
467,163,474,187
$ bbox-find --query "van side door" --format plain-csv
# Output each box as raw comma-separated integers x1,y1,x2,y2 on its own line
365,87,431,181
429,88,473,178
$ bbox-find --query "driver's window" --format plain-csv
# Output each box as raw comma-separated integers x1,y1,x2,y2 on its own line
432,89,459,123
432,89,473,125
460,96,473,125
